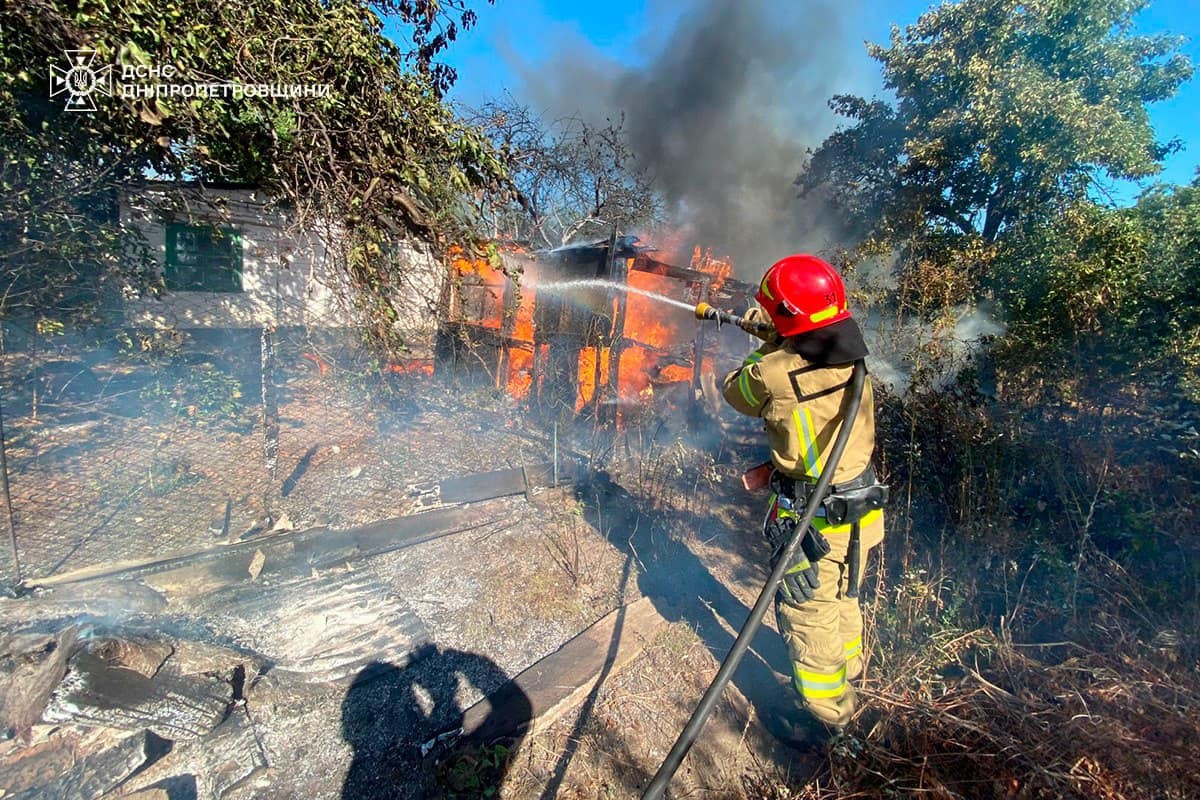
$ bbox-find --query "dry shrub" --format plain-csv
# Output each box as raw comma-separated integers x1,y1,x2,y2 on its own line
781,536,1200,800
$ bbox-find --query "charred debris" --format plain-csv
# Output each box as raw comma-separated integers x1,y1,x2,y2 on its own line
0,235,762,799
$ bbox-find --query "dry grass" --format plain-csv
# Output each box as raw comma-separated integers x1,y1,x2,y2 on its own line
790,564,1200,800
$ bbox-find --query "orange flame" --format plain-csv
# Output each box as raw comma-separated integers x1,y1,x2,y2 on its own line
690,246,733,294
444,239,733,414
507,346,534,400
449,246,508,330
615,271,692,399
386,360,435,376
576,346,612,412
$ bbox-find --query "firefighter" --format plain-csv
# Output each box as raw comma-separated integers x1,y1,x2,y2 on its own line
722,254,887,740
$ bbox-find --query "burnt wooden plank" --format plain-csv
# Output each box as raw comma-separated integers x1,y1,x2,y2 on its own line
196,704,267,799
298,506,483,570
437,460,578,505
5,729,163,800
38,505,481,589
84,636,173,679
0,625,79,743
43,645,232,740
38,460,575,592
190,572,430,684
459,596,670,743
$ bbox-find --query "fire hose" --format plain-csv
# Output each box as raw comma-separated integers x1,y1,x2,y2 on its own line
643,306,867,798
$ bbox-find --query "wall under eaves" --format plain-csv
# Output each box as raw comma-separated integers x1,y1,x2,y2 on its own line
119,184,444,348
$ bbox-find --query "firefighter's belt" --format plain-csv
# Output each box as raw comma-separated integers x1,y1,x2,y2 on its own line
772,465,889,526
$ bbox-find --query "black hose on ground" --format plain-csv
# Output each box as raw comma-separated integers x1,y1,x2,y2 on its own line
641,359,867,800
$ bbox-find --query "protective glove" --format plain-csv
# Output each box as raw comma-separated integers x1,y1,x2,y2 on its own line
764,516,831,607
774,545,820,606
739,307,779,344
764,514,831,561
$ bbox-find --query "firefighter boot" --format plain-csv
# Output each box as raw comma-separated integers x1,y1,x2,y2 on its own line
762,693,825,751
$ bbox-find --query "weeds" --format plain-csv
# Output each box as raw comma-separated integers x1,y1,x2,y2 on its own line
542,500,588,587
138,364,247,427
146,455,202,497
436,743,513,798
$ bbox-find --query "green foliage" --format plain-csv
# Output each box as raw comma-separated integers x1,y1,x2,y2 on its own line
1,0,506,338
1133,179,1200,395
992,177,1200,399
139,364,247,426
994,202,1150,351
799,0,1193,246
437,743,511,798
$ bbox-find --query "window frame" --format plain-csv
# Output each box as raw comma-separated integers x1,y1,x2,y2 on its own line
164,222,244,293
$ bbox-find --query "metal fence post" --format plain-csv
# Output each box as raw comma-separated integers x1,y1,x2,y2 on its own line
0,393,23,588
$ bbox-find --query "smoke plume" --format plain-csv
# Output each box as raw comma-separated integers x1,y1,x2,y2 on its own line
514,0,868,275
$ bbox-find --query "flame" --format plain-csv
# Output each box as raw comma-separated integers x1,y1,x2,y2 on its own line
386,360,434,376
444,238,733,415
615,271,692,399
658,364,693,383
450,246,538,398
690,246,733,294
617,346,655,398
622,271,685,349
507,346,534,400
576,346,611,412
449,246,508,330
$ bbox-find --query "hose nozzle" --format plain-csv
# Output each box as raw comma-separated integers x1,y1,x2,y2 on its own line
694,302,722,322
694,302,773,334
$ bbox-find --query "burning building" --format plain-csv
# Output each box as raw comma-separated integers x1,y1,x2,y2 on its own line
436,235,755,425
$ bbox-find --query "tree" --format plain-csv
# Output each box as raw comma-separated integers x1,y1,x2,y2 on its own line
992,173,1200,396
467,98,663,248
798,0,1193,247
0,0,505,340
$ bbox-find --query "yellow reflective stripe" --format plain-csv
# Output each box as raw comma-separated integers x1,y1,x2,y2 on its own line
797,665,846,684
805,409,825,475
810,304,839,324
770,492,799,520
738,368,760,407
844,637,863,659
784,556,811,574
743,352,763,367
759,275,775,301
793,407,823,479
812,507,883,534
794,664,847,699
792,409,812,476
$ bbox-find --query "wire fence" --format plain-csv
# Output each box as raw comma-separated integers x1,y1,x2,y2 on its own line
0,318,733,586
0,322,483,583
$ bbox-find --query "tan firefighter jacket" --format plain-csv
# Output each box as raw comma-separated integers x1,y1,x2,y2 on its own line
723,338,883,543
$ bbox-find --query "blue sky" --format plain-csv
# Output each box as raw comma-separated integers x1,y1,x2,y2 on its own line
434,0,1200,202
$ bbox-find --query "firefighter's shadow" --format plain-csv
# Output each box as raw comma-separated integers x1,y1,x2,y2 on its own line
340,645,531,800
532,471,793,797
584,471,792,727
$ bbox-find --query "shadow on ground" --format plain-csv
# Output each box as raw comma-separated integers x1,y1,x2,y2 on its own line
534,469,808,795
341,645,531,799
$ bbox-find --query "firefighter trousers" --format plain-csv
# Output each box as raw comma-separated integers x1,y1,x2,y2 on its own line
772,509,883,727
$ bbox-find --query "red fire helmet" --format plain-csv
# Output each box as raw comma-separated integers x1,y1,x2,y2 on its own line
754,254,852,338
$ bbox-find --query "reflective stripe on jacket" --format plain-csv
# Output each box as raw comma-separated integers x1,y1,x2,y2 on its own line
722,340,876,485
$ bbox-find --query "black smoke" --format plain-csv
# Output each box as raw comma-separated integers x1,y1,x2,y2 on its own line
515,0,867,274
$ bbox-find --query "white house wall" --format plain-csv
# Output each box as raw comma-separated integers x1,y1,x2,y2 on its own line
120,186,444,345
